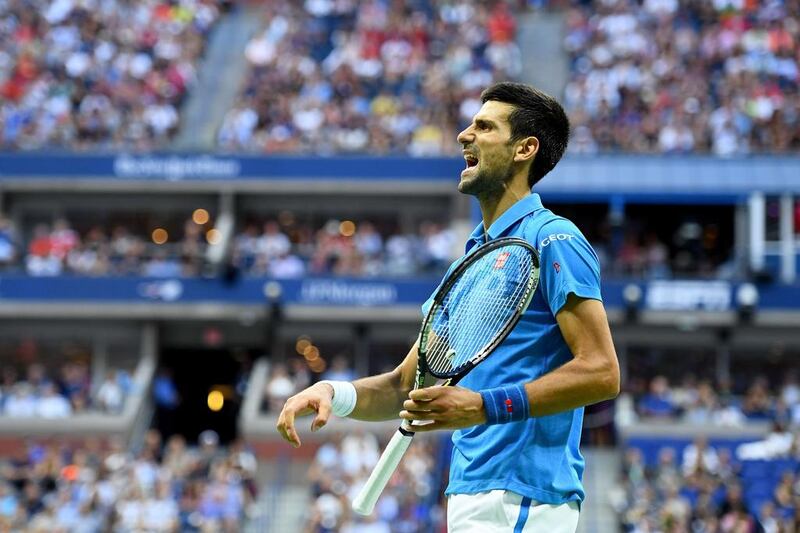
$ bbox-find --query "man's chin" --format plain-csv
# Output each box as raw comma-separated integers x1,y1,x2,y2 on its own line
457,179,478,195
458,172,481,195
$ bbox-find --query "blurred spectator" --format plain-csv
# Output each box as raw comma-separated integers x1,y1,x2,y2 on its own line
36,382,72,418
264,363,295,412
0,217,18,267
153,369,180,438
96,370,126,413
321,356,357,383
639,375,676,418
682,436,720,476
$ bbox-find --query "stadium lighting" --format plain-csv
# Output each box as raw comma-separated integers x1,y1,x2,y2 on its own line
623,284,642,323
207,390,224,412
736,282,759,323
206,229,221,244
308,357,327,373
303,345,320,361
340,220,356,237
262,281,282,301
192,208,210,225
295,336,311,355
151,228,168,244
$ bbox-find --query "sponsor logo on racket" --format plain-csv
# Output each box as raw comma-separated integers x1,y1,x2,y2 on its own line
493,251,511,269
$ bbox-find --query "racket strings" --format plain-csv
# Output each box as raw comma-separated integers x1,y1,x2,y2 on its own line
424,246,535,376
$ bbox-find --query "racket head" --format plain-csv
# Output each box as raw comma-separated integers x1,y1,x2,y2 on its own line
418,237,540,380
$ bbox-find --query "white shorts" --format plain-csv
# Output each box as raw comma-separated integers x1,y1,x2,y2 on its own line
447,490,580,533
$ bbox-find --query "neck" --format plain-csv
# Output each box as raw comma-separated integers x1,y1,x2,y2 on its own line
478,180,531,231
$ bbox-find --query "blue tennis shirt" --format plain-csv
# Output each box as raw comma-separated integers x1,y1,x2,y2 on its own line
421,193,602,505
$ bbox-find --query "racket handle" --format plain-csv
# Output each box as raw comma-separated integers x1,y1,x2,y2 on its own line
352,426,414,515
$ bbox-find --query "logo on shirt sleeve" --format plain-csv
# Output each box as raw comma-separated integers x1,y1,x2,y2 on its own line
553,262,561,273
539,233,576,249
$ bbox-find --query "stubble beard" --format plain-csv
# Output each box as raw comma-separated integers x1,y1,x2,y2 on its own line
458,153,515,201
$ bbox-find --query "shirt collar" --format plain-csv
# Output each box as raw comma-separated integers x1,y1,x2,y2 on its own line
466,193,544,250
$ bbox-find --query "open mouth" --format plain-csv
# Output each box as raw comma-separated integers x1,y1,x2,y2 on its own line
464,153,479,169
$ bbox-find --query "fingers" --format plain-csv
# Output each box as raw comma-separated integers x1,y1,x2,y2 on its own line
402,398,436,412
276,385,336,447
276,406,301,448
399,409,444,422
311,400,331,433
408,386,444,401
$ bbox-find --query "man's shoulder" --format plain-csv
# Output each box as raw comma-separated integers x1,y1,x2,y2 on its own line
518,210,584,247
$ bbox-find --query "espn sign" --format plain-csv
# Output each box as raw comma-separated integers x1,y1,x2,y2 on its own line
645,281,732,311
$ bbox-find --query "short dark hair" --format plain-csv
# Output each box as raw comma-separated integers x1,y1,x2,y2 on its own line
480,82,570,188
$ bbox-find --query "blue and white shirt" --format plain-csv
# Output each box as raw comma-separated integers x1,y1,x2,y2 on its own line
422,193,602,505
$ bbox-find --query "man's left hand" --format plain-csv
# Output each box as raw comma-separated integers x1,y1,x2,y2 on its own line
399,385,486,432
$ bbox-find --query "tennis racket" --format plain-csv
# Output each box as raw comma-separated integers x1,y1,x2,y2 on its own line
352,237,540,515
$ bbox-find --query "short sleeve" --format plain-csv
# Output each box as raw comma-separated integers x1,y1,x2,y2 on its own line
535,218,602,315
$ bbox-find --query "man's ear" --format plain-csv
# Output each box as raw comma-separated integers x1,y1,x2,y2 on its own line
514,136,539,163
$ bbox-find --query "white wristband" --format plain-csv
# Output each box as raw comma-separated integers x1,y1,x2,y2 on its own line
320,380,357,417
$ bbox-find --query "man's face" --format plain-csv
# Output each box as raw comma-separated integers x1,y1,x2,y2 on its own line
456,100,517,197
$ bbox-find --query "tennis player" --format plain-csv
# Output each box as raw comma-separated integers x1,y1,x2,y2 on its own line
277,81,620,532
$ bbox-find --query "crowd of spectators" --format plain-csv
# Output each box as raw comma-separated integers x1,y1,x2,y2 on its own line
305,430,444,532
233,218,458,278
2,216,212,277
564,0,800,155
0,360,131,418
4,211,744,280
617,372,800,429
612,435,800,532
218,0,522,155
593,218,732,280
0,0,226,150
0,429,258,532
1,215,460,278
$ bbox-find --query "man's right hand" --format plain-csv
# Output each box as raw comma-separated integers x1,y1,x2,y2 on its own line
276,382,335,448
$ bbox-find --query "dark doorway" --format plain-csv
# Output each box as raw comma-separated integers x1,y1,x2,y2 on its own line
155,348,251,445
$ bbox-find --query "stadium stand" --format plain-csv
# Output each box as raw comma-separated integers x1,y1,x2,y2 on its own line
620,371,800,428
615,431,800,532
0,1,799,532
217,0,523,155
0,429,258,531
0,0,227,150
563,0,800,155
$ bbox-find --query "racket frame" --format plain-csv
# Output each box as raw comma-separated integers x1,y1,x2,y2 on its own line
417,237,540,384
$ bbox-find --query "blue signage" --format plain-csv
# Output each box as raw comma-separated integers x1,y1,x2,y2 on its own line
1,153,799,198
0,276,797,310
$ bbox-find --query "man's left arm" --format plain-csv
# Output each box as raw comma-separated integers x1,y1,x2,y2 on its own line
523,294,619,417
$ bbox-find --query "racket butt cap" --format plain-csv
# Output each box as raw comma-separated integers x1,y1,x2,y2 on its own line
352,494,376,515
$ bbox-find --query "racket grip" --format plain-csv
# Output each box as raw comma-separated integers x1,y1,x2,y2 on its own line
352,426,414,515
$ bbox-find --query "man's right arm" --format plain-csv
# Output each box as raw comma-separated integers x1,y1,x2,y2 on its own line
276,339,419,447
